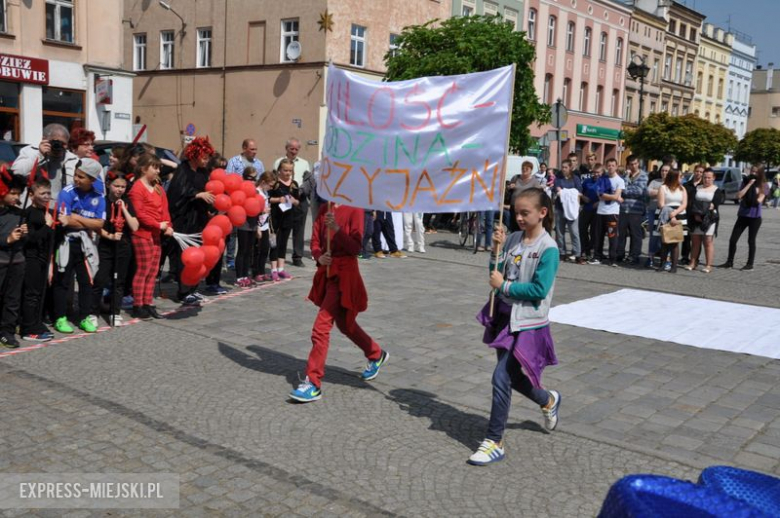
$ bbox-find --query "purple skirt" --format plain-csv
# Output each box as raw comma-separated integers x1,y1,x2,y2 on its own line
476,299,558,389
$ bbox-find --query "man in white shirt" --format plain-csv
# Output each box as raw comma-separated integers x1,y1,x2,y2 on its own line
589,158,625,267
273,138,311,267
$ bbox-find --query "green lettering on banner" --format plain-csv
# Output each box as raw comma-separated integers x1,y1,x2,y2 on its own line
393,135,420,168
328,127,354,159
422,133,453,167
349,131,376,165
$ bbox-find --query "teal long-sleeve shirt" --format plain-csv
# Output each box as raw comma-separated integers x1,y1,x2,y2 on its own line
490,247,559,302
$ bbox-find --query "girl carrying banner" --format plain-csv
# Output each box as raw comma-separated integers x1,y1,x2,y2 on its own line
469,187,562,466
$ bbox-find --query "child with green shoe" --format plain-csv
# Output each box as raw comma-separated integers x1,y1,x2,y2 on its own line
52,158,106,334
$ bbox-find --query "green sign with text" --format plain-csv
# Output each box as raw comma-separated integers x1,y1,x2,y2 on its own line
576,124,622,141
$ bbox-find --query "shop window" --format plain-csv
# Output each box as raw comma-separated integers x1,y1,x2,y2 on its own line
46,0,74,43
42,87,84,135
0,81,20,142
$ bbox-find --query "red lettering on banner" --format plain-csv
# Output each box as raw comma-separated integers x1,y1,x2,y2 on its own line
436,82,462,130
384,169,410,210
359,166,382,205
400,83,431,131
367,87,395,129
344,82,365,127
332,162,355,202
410,169,438,207
438,161,467,205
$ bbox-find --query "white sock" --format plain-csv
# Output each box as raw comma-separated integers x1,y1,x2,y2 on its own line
271,268,278,273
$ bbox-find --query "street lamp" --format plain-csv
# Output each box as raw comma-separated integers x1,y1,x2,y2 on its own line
159,1,186,35
627,56,651,124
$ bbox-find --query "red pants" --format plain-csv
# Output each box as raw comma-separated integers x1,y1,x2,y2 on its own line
307,277,381,387
131,234,161,306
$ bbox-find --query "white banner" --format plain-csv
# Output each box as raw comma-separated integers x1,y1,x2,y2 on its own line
320,64,514,213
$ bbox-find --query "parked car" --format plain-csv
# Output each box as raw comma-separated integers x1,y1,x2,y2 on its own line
93,140,180,171
711,167,743,203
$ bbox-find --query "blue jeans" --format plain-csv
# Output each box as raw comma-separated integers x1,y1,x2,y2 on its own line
476,210,496,248
487,348,550,441
647,209,660,256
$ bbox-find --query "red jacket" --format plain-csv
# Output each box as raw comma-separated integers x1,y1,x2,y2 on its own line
308,204,368,320
129,181,172,240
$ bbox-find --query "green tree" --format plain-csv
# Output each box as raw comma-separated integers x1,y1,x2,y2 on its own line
624,113,738,165
735,128,780,167
384,15,548,154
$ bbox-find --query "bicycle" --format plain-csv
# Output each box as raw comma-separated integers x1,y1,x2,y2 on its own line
458,211,482,252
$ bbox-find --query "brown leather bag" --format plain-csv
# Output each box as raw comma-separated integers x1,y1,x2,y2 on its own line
660,222,684,244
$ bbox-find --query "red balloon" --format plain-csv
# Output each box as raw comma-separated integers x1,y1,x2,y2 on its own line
227,205,247,227
210,214,232,237
244,197,263,217
214,193,232,212
181,266,202,286
230,190,247,207
202,225,223,246
209,168,227,183
241,181,257,198
198,264,208,278
201,245,221,270
181,246,205,268
217,238,225,254
205,180,225,195
223,174,242,194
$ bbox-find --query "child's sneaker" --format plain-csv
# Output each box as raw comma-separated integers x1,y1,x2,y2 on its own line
271,271,280,282
254,274,268,283
542,390,561,431
79,318,98,333
110,315,125,327
54,317,74,334
180,294,201,307
389,251,407,258
290,377,322,403
236,277,252,288
121,295,134,310
278,270,292,280
22,332,53,343
467,439,505,466
361,350,389,381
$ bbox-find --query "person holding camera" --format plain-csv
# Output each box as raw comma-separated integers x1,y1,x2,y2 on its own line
719,168,766,271
12,123,79,202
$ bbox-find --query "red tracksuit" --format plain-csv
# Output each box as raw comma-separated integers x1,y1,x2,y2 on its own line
129,181,171,306
306,204,381,387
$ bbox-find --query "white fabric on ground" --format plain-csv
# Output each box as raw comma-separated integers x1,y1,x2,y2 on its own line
549,288,780,359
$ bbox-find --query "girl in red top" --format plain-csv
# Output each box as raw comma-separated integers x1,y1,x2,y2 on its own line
128,154,173,320
290,203,389,403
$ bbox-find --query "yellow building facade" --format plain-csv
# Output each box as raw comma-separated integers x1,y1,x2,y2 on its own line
693,23,733,124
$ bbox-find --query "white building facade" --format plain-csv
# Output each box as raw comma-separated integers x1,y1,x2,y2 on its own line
724,34,756,168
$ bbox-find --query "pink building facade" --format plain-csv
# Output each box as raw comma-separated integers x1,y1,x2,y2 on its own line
525,0,631,168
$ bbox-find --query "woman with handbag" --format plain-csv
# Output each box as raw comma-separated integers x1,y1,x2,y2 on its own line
686,169,725,273
656,170,687,273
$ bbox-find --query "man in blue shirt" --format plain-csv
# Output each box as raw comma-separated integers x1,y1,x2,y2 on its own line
53,158,106,335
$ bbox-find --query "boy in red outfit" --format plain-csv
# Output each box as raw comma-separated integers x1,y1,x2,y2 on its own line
290,203,389,403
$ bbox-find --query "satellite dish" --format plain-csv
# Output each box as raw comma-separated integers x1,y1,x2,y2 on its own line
286,41,302,61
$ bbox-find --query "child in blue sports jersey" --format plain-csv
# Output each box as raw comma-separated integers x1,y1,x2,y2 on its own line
469,187,562,466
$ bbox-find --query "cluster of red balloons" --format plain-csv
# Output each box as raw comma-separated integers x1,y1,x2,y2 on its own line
180,168,266,286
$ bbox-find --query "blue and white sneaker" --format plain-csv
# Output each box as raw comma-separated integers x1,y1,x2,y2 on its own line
664,261,672,272
542,390,561,431
181,294,201,307
204,284,229,296
121,295,134,310
192,291,208,301
361,350,389,381
467,439,505,466
290,377,322,403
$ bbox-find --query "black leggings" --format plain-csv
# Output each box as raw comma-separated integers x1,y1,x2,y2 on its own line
269,226,292,262
236,230,257,279
254,229,270,275
727,216,762,266
91,241,132,316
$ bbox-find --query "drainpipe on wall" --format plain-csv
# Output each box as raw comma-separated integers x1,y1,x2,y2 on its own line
221,0,228,154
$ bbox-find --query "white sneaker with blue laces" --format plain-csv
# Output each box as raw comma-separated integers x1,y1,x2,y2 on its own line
290,377,322,403
468,439,505,466
542,390,561,431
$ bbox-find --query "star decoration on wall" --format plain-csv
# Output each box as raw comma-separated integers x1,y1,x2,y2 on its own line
318,10,334,32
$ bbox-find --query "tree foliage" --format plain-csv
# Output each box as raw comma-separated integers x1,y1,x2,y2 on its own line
624,113,738,165
384,15,548,154
735,128,780,167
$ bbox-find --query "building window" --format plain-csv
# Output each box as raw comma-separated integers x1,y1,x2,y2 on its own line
583,27,592,57
133,34,147,71
45,0,74,43
717,78,724,98
350,24,367,68
281,19,299,63
696,71,703,94
615,38,623,66
672,104,679,116
462,0,475,16
389,33,400,57
160,30,175,70
0,0,6,33
504,8,518,30
612,89,620,118
579,82,588,112
685,61,693,86
599,32,607,61
662,101,668,113
596,85,603,114
689,27,697,42
650,101,656,113
566,22,575,52
625,96,633,121
484,2,498,16
664,55,671,80
543,74,553,104
653,59,659,82
707,75,713,96
547,16,556,47
679,23,686,37
563,78,571,106
675,57,682,83
669,20,676,34
527,9,537,41
42,87,84,135
197,28,212,68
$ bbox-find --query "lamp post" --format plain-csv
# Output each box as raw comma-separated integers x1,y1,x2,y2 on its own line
627,57,651,124
159,1,187,36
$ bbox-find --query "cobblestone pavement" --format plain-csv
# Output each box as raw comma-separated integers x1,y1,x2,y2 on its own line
0,203,777,516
